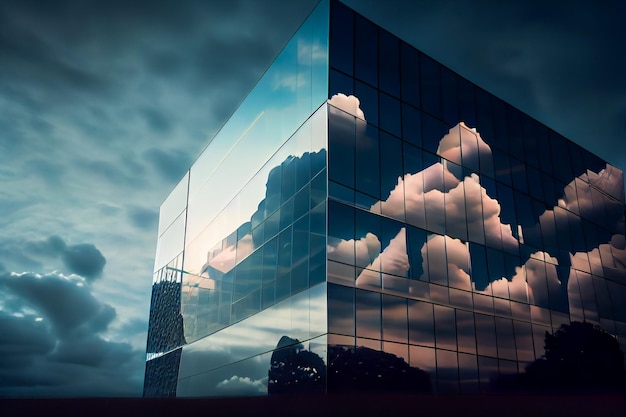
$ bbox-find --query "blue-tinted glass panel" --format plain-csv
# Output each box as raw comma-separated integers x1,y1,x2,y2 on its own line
293,184,310,221
400,41,420,108
419,54,441,119
328,199,354,239
403,141,423,176
491,97,509,153
328,105,356,188
279,198,294,230
526,165,543,201
379,92,401,138
510,157,528,194
422,112,449,154
402,103,422,147
330,68,354,97
550,131,573,183
379,29,400,96
354,15,378,87
330,1,354,75
474,88,494,144
277,226,292,278
379,131,403,199
493,148,512,186
310,169,326,208
457,77,476,127
470,244,489,291
521,116,539,168
309,238,326,288
505,105,523,160
354,208,380,268
355,80,378,126
231,289,257,323
329,180,354,205
291,215,309,294
441,67,459,126
355,121,380,198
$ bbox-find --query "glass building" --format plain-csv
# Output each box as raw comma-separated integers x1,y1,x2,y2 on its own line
144,0,626,397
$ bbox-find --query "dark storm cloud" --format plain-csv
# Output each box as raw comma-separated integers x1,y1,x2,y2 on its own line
0,236,105,281
128,206,159,231
0,272,112,337
0,314,55,369
0,271,142,396
143,147,193,183
62,243,106,281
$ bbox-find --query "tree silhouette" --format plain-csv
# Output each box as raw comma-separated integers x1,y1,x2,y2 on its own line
328,345,431,393
268,336,327,395
524,321,625,389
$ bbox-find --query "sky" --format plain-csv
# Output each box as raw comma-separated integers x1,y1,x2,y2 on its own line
0,0,624,397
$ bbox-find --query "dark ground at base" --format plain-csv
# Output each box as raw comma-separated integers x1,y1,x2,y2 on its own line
1,392,625,417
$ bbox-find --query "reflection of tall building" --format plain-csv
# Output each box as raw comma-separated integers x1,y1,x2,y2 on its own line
144,0,626,396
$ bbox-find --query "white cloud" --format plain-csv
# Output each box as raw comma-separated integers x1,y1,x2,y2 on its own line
356,228,409,289
215,375,267,395
436,122,492,174
586,164,624,202
372,166,517,252
0,271,143,396
328,233,381,268
417,235,471,290
328,93,366,120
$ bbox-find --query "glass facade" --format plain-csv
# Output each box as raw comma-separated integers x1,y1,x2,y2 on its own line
145,0,626,396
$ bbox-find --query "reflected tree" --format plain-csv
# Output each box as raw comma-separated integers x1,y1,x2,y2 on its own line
268,336,326,395
143,348,182,398
524,322,625,389
328,345,431,393
146,279,186,355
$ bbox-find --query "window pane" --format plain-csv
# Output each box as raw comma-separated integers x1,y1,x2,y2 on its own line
434,305,457,351
354,15,378,87
441,67,458,126
355,121,380,198
475,313,497,357
382,294,408,343
419,53,441,119
355,80,378,126
402,103,422,147
436,349,459,393
408,300,434,347
379,92,401,138
329,1,354,75
456,309,476,354
379,29,400,96
400,41,420,108
356,289,381,339
328,283,355,336
328,106,356,188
